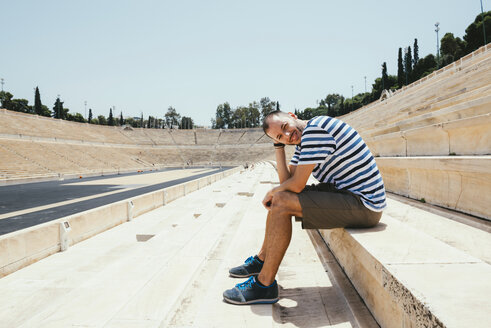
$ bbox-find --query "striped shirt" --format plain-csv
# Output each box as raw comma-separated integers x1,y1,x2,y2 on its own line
290,116,386,212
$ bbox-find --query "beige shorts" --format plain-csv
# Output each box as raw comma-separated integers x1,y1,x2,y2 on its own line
295,183,382,229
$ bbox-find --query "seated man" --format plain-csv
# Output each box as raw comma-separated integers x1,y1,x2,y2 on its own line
223,110,387,305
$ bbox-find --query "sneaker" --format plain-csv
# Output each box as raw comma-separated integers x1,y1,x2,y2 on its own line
229,255,263,278
223,276,279,305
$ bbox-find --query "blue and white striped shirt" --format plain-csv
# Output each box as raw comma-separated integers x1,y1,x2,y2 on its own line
290,116,386,212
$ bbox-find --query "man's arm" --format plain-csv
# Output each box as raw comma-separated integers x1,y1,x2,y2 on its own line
275,147,294,183
263,163,315,209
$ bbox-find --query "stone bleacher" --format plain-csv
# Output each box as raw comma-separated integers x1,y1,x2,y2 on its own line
0,43,489,328
0,110,273,182
0,163,379,327
341,44,491,220
1,163,489,327
314,44,491,327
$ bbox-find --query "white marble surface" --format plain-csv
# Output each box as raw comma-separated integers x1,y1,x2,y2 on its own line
0,164,361,327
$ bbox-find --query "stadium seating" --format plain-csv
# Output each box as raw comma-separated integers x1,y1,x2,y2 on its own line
315,44,491,327
0,44,490,328
341,44,491,219
0,110,274,181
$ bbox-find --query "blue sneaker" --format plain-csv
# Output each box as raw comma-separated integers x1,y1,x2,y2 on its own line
229,255,263,278
223,276,279,305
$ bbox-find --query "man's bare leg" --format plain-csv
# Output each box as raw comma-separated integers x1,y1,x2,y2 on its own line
257,191,302,286
257,211,272,262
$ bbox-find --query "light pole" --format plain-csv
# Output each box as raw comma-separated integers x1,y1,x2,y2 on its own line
435,22,440,65
481,0,487,46
0,78,4,92
364,76,367,93
84,101,87,120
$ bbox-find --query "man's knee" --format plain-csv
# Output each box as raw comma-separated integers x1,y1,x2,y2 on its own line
271,191,297,214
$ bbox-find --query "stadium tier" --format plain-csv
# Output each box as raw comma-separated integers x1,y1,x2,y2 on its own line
0,110,276,181
340,43,491,220
0,44,490,328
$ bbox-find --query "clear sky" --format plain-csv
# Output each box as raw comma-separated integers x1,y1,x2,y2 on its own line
1,0,485,126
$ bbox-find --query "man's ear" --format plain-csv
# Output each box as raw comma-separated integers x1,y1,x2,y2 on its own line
287,112,297,119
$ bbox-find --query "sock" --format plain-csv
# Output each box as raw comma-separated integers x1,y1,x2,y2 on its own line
255,276,274,287
255,276,266,287
254,255,264,264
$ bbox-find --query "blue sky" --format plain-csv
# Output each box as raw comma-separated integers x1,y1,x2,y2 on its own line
1,0,485,126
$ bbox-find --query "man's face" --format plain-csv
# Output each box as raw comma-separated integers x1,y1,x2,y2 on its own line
265,114,303,145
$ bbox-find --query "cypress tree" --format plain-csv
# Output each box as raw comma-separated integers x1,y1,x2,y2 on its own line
397,48,404,87
34,87,42,115
404,46,413,84
413,39,419,65
381,62,389,90
108,108,114,126
140,113,143,128
53,97,63,119
120,112,124,126
88,108,93,123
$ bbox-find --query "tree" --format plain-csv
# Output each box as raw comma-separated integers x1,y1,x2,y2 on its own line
381,62,389,90
222,102,233,128
371,75,397,100
464,11,491,54
259,97,276,120
320,94,343,117
212,102,233,129
39,105,51,117
247,102,261,127
440,32,466,66
165,106,181,128
412,54,437,80
108,108,114,126
413,39,419,66
67,113,86,123
232,107,249,128
181,116,194,129
97,115,107,125
120,111,124,126
9,99,31,113
397,48,404,87
404,46,413,84
140,113,143,128
53,97,64,119
34,87,42,115
88,108,93,123
0,91,13,110
212,104,226,129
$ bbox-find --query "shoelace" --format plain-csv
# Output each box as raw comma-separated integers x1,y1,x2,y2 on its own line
244,256,255,265
235,276,255,291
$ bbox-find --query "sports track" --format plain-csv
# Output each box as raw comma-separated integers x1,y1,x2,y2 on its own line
0,166,234,235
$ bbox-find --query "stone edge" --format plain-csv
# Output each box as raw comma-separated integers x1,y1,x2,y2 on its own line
0,166,242,277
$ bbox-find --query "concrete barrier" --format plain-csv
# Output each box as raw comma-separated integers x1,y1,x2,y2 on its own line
0,166,242,277
318,214,491,328
366,113,491,157
376,156,491,220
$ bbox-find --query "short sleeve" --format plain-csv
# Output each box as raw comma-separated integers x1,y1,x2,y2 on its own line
289,146,301,166
297,125,336,165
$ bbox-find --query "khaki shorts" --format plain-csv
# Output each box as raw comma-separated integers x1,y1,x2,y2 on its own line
295,183,382,229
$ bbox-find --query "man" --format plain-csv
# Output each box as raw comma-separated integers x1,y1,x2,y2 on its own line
223,110,386,305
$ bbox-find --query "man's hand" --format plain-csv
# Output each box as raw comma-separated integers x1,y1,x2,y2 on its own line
262,188,275,210
262,164,315,210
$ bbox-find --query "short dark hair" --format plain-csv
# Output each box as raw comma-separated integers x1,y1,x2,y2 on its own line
262,110,288,134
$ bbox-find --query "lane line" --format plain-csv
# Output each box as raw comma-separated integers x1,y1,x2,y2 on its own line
0,169,215,220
